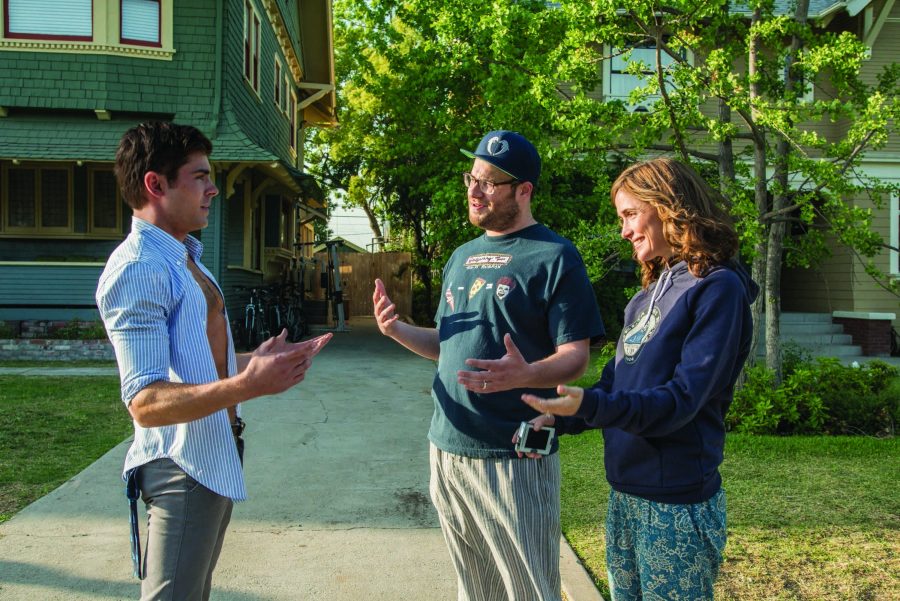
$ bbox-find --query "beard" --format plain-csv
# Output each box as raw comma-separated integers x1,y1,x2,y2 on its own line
469,191,521,232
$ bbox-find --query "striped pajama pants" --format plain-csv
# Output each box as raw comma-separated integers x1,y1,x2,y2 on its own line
429,444,562,601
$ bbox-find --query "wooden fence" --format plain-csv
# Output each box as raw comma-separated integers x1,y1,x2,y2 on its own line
310,251,413,319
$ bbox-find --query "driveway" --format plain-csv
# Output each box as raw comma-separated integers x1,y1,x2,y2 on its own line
0,317,598,600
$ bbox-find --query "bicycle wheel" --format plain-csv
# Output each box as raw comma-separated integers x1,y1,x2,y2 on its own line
230,319,245,352
284,307,302,342
247,307,262,349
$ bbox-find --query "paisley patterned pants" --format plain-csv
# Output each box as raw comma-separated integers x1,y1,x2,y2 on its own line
605,488,726,601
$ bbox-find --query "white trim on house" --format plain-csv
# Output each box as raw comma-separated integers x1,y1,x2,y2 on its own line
890,193,899,276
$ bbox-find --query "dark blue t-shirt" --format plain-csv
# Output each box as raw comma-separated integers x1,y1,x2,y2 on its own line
428,223,605,458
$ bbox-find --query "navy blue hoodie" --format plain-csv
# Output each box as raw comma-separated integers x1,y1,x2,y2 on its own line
558,260,758,504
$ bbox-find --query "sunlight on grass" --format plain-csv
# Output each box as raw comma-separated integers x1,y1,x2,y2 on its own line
559,431,900,600
0,376,131,523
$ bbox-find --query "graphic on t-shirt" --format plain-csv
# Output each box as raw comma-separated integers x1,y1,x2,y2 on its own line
496,276,516,300
622,306,661,363
469,277,487,299
464,253,513,269
445,285,455,312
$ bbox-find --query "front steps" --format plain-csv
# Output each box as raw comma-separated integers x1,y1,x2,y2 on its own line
757,312,862,358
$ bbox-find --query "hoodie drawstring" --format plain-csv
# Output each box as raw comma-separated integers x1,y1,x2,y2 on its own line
633,265,674,334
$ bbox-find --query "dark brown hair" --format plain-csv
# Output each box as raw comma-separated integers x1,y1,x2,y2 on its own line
115,122,213,209
611,157,739,289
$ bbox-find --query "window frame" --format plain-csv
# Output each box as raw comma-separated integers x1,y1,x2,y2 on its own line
289,88,298,156
1,163,74,235
0,0,175,60
3,0,93,42
88,167,124,236
274,55,283,109
120,0,161,48
243,0,261,95
603,39,690,112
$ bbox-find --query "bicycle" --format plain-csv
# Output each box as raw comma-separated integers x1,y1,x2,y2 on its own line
234,286,270,350
279,281,308,342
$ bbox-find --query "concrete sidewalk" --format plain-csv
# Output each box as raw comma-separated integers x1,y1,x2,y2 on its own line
0,317,600,601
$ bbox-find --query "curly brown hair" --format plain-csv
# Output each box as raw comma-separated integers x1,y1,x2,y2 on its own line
611,158,739,289
115,122,213,209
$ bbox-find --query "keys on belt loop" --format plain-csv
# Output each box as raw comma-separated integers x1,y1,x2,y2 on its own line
124,467,144,580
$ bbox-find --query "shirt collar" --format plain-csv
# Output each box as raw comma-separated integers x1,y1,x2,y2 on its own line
131,217,204,264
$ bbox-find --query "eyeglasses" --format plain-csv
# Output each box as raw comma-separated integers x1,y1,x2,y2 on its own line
462,172,519,195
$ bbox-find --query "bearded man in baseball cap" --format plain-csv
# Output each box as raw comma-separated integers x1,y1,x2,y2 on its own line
372,130,604,600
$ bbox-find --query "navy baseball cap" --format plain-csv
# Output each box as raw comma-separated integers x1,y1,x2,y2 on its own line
460,130,541,187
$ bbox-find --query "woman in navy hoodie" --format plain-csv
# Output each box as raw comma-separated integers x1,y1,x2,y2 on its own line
520,158,758,600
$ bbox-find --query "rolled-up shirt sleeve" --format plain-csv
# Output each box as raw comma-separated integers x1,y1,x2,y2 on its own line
97,260,172,404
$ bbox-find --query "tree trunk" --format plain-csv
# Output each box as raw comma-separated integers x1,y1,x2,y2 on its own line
748,8,768,374
765,151,787,380
412,216,433,317
765,0,810,382
360,200,384,251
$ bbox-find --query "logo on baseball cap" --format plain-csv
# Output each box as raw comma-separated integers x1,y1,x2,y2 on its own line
460,130,541,187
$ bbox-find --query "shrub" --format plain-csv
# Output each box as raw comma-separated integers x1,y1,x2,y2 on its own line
48,319,108,341
729,358,898,436
0,321,15,339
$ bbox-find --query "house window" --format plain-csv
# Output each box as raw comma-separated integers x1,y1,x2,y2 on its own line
2,164,73,234
243,0,261,93
891,194,899,276
121,0,161,47
5,0,92,41
281,74,289,114
90,169,123,234
274,56,282,108
289,89,298,153
604,39,686,112
782,58,814,104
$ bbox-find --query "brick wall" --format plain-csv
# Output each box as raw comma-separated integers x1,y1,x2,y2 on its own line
833,313,894,357
0,339,115,361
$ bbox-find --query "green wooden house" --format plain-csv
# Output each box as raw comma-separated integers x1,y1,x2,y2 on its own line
0,0,335,328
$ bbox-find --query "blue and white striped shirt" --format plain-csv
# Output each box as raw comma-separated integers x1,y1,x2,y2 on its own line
97,217,246,501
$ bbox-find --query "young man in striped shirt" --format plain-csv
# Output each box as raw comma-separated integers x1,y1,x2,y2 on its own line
97,121,330,601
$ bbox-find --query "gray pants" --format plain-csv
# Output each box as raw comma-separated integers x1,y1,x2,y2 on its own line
137,458,234,601
429,445,562,601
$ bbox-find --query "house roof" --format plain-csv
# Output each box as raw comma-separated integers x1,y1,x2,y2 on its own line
313,237,368,254
0,114,134,161
0,111,323,202
733,0,871,17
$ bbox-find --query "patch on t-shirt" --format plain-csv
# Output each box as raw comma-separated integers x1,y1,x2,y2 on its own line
495,276,516,300
469,277,487,299
445,285,455,311
464,253,512,269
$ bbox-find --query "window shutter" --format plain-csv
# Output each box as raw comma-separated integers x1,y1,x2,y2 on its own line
7,0,92,38
122,0,160,44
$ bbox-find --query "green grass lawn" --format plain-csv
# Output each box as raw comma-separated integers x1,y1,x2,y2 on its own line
0,375,132,523
561,356,900,600
0,359,117,368
1,366,897,599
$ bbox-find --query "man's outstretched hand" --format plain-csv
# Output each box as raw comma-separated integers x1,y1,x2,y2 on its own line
458,333,533,394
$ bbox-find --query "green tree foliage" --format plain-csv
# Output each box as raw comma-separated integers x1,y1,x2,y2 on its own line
310,0,899,352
